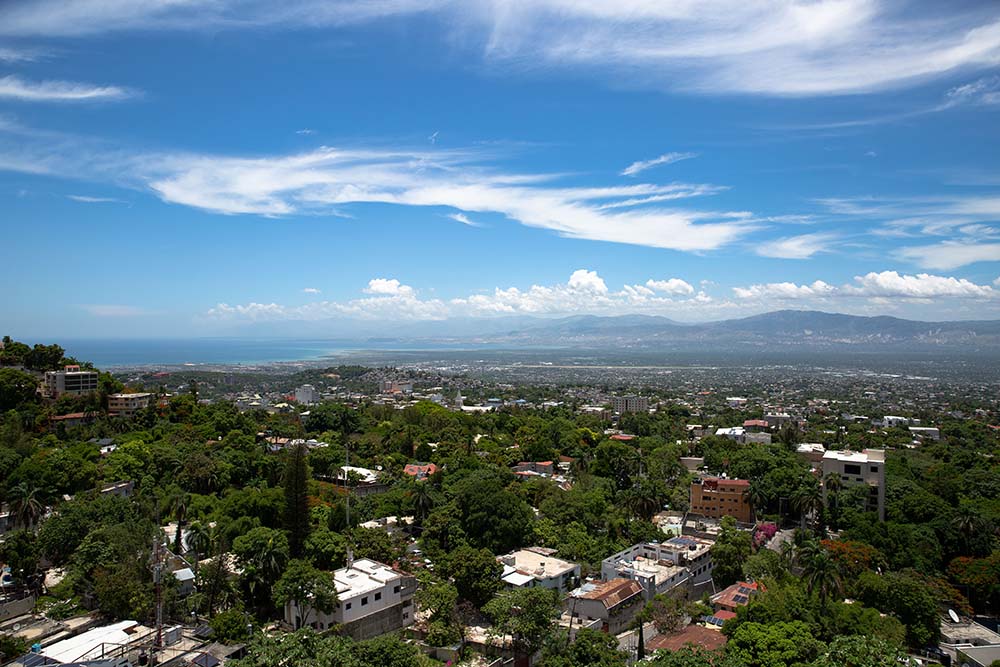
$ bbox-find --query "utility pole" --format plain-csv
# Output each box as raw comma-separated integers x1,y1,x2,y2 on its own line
149,530,165,666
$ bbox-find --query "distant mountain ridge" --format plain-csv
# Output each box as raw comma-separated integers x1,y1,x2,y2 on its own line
227,309,1000,351
494,309,1000,349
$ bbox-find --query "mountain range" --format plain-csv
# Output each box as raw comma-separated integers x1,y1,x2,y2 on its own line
230,310,1000,351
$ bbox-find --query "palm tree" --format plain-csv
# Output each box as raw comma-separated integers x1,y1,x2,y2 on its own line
801,546,842,610
953,505,983,555
823,472,843,528
747,481,771,522
187,522,212,574
791,483,824,533
408,482,435,525
169,490,190,553
8,484,44,529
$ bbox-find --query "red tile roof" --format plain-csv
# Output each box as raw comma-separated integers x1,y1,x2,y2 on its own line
743,419,769,427
711,581,761,610
647,625,727,652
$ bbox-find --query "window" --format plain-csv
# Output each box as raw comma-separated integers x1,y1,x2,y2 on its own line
345,602,352,610
361,597,368,606
870,466,879,473
844,464,861,475
375,592,382,601
394,585,401,594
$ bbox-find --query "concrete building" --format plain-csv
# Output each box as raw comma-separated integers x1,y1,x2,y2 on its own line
821,448,885,521
284,558,416,640
44,365,99,398
601,536,714,600
690,477,752,523
796,443,826,465
565,578,645,635
909,426,941,441
107,392,153,416
611,395,648,414
498,547,580,594
294,384,319,405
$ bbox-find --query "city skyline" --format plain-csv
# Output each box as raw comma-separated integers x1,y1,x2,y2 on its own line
2,0,1000,336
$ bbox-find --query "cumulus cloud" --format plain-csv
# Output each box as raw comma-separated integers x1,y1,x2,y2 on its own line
302,287,321,294
2,1,998,96
733,271,996,301
0,75,134,102
646,278,695,295
364,278,415,297
621,152,697,176
208,268,1000,323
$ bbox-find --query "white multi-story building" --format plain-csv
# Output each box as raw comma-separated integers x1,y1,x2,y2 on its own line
498,547,581,594
44,365,99,398
611,395,648,414
601,535,714,600
107,392,153,416
284,558,417,640
294,384,319,405
821,448,885,520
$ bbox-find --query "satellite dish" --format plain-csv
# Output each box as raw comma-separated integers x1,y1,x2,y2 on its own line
12,623,20,632
949,609,961,623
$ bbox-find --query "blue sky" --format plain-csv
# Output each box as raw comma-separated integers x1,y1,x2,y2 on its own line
2,0,1000,337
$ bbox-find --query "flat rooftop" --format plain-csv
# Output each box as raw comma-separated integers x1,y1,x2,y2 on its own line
823,448,885,463
333,558,405,599
501,548,577,581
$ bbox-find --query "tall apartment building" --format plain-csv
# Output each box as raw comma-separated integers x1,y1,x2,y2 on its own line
611,395,648,414
821,448,885,521
689,477,752,523
44,365,99,398
283,558,417,640
294,384,319,405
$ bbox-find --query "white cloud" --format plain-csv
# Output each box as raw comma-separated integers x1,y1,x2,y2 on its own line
0,136,752,253
645,278,694,296
845,271,996,299
566,269,607,293
621,152,697,177
944,76,1000,108
302,287,321,294
0,46,42,62
756,232,837,259
80,304,147,317
733,280,836,300
208,268,1000,323
67,194,126,203
364,278,415,297
0,75,134,102
296,128,317,135
448,212,479,226
2,1,998,96
733,271,995,301
895,241,1000,270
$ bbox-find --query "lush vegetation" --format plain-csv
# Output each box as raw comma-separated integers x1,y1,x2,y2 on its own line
1,334,999,666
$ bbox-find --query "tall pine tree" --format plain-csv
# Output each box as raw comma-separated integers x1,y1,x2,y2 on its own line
283,443,311,558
